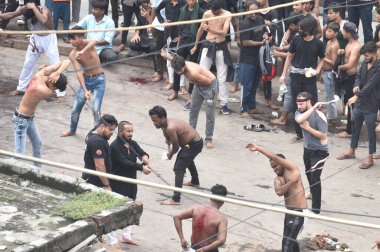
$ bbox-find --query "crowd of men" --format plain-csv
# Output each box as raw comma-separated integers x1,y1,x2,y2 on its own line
1,0,380,250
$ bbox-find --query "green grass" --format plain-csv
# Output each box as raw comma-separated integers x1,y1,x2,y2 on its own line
56,191,125,220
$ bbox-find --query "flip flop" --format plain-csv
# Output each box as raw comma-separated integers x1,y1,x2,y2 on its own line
359,162,373,169
336,153,356,160
243,124,270,132
289,136,303,143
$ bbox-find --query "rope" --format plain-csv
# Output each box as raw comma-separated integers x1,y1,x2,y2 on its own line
1,149,380,230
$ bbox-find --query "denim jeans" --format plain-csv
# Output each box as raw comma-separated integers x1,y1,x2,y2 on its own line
12,115,42,168
348,3,374,43
283,71,292,112
71,0,81,23
45,0,53,11
350,108,377,155
322,71,337,120
240,63,261,112
53,1,70,39
70,74,106,133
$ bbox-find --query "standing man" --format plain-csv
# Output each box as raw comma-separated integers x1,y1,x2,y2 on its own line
191,0,233,115
348,0,376,44
280,14,325,143
295,92,329,214
239,3,268,118
335,22,361,138
61,26,106,137
246,143,308,251
326,2,348,49
110,121,151,245
78,0,117,64
149,106,203,205
82,114,118,189
337,42,380,169
161,52,217,149
173,184,228,252
12,60,70,167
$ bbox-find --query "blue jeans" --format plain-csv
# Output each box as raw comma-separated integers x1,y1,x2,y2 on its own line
348,3,374,43
12,115,42,168
70,74,106,133
240,63,261,112
53,1,70,39
350,108,377,155
322,71,337,120
45,0,53,11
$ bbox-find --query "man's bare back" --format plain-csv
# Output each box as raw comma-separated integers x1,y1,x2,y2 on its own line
343,40,361,75
191,205,227,248
163,118,200,147
203,10,231,43
184,61,215,86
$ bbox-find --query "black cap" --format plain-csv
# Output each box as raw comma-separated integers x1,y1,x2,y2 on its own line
343,22,359,40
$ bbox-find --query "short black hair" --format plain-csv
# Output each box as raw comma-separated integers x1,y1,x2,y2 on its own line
276,154,286,159
55,74,68,92
92,0,108,11
211,0,223,10
328,2,344,16
171,56,186,72
360,42,377,54
99,114,118,127
118,121,132,132
299,14,316,34
211,184,227,196
149,105,167,119
327,22,340,33
69,26,85,39
286,11,301,27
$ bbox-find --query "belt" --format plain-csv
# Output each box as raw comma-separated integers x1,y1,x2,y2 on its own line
15,111,34,119
188,137,202,146
83,72,104,78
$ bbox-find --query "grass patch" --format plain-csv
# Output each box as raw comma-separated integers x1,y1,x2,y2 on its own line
56,191,125,220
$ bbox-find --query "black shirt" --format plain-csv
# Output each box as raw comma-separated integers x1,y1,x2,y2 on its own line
156,0,185,39
289,35,324,82
179,6,204,40
239,15,265,65
258,9,277,38
82,132,112,188
374,23,380,42
354,60,380,113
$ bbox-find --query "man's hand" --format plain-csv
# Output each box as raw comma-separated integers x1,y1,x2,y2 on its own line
190,45,197,55
142,165,152,175
74,50,84,59
180,238,189,249
26,2,37,10
131,34,141,43
84,90,92,100
161,49,169,58
299,121,310,130
48,72,60,83
167,152,173,160
337,49,345,55
313,102,322,110
246,143,259,151
353,86,360,94
279,74,286,84
201,23,209,32
348,95,357,106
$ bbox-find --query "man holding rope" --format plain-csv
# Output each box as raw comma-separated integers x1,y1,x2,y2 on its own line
149,105,203,205
61,26,106,137
246,143,308,252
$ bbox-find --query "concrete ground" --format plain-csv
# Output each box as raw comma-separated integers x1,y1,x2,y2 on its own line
0,46,379,252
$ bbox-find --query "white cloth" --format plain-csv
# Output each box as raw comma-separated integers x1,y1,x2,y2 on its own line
17,34,64,97
151,0,165,31
199,48,228,106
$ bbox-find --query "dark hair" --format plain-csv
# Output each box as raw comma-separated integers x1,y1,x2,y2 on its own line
286,11,301,27
211,184,227,196
99,114,118,127
149,105,167,118
55,74,68,92
276,153,286,159
299,14,316,34
118,121,132,132
377,7,380,14
297,91,312,100
360,42,377,54
327,2,344,15
171,56,186,72
136,0,149,5
326,22,340,33
245,0,256,10
211,0,223,10
92,0,108,11
69,26,85,39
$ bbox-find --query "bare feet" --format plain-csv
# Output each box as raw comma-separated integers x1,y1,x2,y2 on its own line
167,92,178,101
205,140,214,149
229,82,238,93
114,43,125,53
179,87,188,95
121,235,139,246
305,192,312,199
151,72,163,82
60,130,75,137
373,153,380,159
270,117,286,125
183,181,200,187
335,131,351,138
266,100,280,110
240,112,250,118
164,82,173,91
56,96,65,103
9,89,24,96
248,108,265,114
160,199,180,205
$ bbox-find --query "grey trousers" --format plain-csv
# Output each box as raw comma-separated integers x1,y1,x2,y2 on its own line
189,79,217,141
71,0,81,22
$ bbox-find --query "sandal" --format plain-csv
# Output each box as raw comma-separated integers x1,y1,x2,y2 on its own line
289,136,303,143
243,124,270,132
336,153,355,160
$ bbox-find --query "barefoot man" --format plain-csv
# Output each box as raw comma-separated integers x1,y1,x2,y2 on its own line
149,105,203,205
173,184,228,252
246,143,308,251
161,52,217,149
12,60,70,167
61,26,106,137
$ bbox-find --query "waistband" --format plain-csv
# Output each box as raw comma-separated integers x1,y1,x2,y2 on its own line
187,137,202,146
15,110,34,119
323,69,332,72
83,72,105,78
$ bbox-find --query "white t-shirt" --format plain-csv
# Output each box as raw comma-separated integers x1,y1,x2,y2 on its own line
151,0,166,31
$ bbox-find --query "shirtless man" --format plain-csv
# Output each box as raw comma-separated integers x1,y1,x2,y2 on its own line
61,26,106,137
322,22,340,124
190,0,233,115
149,105,203,205
246,143,308,251
335,22,361,138
173,184,228,252
161,52,217,149
12,60,70,167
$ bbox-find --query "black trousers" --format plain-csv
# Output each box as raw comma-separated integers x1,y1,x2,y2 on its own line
121,3,141,44
282,213,304,252
172,138,203,202
303,148,329,214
